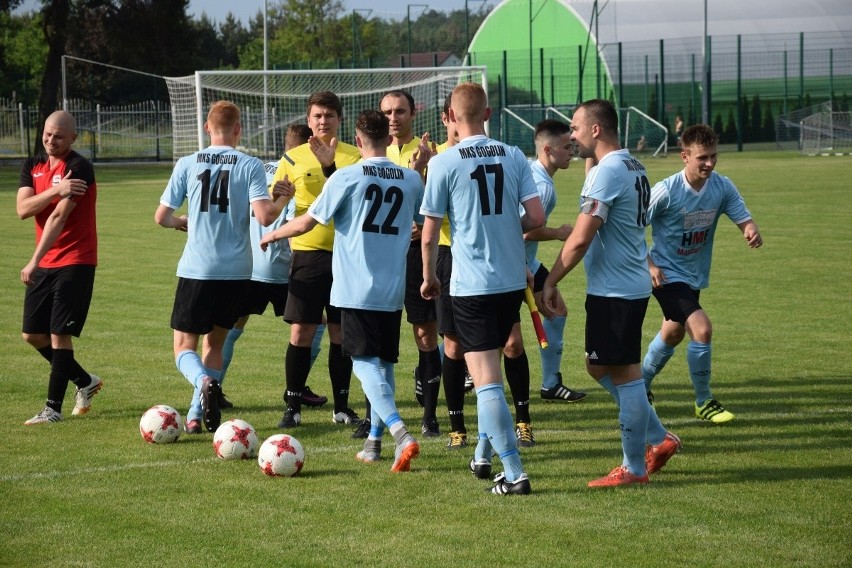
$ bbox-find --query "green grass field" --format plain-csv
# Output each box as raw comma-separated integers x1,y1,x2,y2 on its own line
0,153,850,567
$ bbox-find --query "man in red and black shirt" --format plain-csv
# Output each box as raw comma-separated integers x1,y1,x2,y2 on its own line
17,110,103,425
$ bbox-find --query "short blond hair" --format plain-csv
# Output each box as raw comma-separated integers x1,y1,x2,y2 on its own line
450,83,487,124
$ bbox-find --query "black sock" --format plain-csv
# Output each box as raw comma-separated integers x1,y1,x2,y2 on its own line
47,348,76,413
37,345,54,364
328,343,353,413
419,348,442,421
504,352,531,424
285,344,312,413
443,356,467,433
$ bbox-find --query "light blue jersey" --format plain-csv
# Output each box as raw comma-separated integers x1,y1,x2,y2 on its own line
582,149,652,300
160,145,270,280
524,158,558,274
647,170,752,290
309,157,424,311
421,135,538,297
248,162,295,283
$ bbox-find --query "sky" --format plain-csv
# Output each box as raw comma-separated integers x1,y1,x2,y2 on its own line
14,0,482,24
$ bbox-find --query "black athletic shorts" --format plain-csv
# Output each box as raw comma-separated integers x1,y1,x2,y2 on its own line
584,294,649,366
238,281,289,318
284,250,340,325
171,278,248,335
404,240,436,324
452,289,524,352
341,308,403,363
22,264,95,337
435,245,457,335
652,282,702,325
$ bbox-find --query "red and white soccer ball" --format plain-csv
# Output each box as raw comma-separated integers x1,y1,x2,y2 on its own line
213,419,259,460
139,405,183,444
257,434,305,477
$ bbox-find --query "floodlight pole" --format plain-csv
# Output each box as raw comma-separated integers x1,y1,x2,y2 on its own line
263,0,268,155
464,0,485,63
351,9,373,68
407,4,428,67
701,0,709,124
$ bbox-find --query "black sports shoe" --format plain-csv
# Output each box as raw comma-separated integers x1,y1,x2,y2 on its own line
218,391,234,410
469,457,492,480
489,472,531,495
414,368,424,407
301,386,328,408
421,417,440,437
277,407,301,429
200,376,222,433
351,418,371,439
540,374,587,402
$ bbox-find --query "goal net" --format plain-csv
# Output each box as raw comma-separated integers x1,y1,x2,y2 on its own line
164,67,487,162
623,106,668,157
799,111,852,155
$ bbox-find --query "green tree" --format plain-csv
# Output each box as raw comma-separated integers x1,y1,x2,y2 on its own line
723,108,737,144
762,101,775,142
750,94,763,141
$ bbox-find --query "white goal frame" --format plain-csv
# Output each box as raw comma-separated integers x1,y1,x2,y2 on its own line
165,67,487,161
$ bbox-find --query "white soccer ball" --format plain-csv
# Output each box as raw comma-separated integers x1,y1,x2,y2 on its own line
213,419,259,460
139,405,183,444
257,434,305,477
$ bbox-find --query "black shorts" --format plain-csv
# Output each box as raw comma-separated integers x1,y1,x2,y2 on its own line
584,294,649,366
435,245,457,335
238,281,289,318
171,278,249,335
284,250,340,325
531,263,549,293
22,264,95,337
404,241,436,324
341,308,403,363
452,290,524,352
652,282,702,325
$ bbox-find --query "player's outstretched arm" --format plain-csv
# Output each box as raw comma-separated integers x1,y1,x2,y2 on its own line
259,213,318,251
738,220,763,248
541,212,601,317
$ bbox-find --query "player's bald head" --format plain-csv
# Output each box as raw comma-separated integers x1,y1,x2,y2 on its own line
45,110,76,133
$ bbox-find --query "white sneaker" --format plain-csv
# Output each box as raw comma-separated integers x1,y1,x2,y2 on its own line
73,375,103,416
25,406,63,425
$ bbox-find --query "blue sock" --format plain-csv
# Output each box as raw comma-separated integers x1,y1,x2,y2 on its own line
598,374,619,406
476,383,524,482
687,341,712,405
540,315,566,390
310,324,326,368
221,327,243,381
647,406,668,446
176,350,206,421
642,332,676,390
352,356,401,430
615,379,650,477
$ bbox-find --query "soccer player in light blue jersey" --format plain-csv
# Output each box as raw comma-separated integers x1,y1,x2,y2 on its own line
642,124,763,424
155,100,290,433
541,99,680,487
181,126,328,433
523,119,587,406
261,110,423,473
421,82,545,496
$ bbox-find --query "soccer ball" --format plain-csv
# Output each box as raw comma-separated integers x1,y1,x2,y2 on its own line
139,405,183,444
257,434,305,477
213,419,259,460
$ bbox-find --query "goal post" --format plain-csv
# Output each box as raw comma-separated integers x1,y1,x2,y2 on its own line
623,106,668,157
165,67,488,162
799,111,852,155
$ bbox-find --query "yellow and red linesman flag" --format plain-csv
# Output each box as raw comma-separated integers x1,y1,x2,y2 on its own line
524,286,548,349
